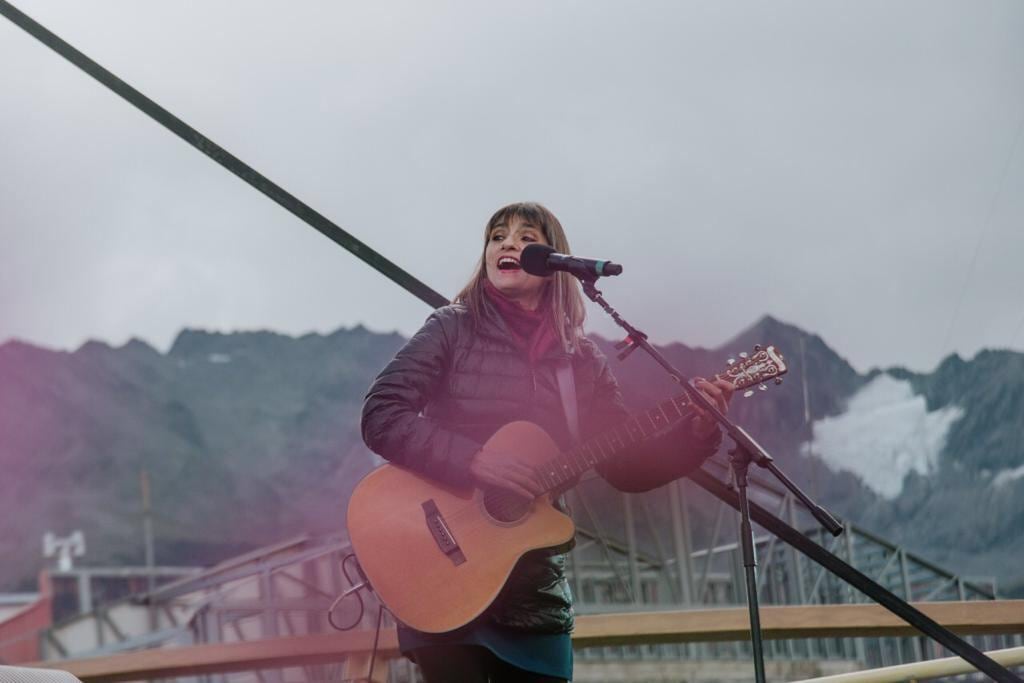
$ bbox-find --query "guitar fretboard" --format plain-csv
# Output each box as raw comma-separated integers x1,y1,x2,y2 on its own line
533,391,698,492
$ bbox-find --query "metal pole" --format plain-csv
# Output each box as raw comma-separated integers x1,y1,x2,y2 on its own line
733,456,766,683
259,570,283,683
668,481,693,604
639,497,672,601
623,493,641,604
140,469,157,631
697,500,727,602
77,571,93,614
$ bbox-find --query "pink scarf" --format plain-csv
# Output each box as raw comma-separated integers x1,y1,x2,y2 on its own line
483,279,559,365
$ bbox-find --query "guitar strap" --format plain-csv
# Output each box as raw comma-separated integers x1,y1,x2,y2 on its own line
554,357,580,535
555,358,581,442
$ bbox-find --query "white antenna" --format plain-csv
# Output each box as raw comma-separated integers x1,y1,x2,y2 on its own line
43,531,86,571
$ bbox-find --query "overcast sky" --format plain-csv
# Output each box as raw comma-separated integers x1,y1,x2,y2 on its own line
2,1,1022,373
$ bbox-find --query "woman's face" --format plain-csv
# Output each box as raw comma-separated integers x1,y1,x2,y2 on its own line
484,216,550,310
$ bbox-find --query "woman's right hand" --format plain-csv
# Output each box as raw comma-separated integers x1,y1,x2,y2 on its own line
469,448,545,499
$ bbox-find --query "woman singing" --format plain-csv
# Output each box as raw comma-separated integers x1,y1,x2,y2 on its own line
361,202,733,682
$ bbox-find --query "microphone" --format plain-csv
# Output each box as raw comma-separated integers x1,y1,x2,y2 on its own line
520,244,623,279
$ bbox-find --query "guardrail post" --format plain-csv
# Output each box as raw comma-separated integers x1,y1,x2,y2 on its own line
623,493,640,605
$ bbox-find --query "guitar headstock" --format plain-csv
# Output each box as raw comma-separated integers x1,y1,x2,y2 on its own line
717,345,788,398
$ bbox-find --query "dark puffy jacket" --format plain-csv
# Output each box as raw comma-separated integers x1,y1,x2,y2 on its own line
360,301,721,633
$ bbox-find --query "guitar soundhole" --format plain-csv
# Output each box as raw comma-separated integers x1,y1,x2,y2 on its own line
482,488,531,523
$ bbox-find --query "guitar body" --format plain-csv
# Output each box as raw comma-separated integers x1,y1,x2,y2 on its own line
349,343,788,633
347,421,576,634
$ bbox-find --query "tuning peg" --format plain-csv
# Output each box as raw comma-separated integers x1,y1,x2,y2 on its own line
727,358,736,366
775,378,783,385
743,389,755,398
739,352,749,359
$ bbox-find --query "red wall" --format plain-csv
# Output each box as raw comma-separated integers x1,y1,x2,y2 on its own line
0,572,53,664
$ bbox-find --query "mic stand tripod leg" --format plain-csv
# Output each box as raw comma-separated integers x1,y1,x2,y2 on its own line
731,446,767,683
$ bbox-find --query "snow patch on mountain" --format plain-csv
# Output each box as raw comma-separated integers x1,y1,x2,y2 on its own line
992,464,1024,488
804,374,963,498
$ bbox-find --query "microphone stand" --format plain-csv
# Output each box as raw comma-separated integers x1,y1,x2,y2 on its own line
576,273,1022,683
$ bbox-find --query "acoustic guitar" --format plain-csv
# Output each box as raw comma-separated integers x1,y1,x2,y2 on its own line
347,344,787,633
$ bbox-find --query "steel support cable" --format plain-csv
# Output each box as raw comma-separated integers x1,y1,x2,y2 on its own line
938,104,1024,361
0,0,449,311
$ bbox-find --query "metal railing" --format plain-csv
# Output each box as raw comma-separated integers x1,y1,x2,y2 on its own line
23,473,1021,681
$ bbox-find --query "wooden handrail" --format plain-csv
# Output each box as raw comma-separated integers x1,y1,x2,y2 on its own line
795,645,1024,682
33,631,401,683
573,600,1024,644
24,601,1024,683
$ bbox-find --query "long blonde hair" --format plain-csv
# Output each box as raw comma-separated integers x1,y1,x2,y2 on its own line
455,202,586,352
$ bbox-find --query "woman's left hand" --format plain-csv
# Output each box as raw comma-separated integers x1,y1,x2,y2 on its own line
690,377,735,438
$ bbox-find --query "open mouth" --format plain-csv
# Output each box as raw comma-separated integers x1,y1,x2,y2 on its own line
497,256,521,271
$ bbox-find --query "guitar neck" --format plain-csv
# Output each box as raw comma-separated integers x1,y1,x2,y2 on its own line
530,343,788,494
534,380,715,493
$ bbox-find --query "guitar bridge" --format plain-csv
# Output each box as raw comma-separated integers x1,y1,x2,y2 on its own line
422,499,466,566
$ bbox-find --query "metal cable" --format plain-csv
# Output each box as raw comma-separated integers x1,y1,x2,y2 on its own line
0,0,449,312
938,105,1024,362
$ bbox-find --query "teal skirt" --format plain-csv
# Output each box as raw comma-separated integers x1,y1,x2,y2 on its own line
398,621,572,680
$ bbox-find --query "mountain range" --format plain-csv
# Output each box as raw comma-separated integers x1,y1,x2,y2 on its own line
1,315,1021,597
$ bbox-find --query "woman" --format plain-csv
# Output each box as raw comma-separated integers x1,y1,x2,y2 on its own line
361,202,733,682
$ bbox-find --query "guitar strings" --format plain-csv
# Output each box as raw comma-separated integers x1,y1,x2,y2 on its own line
441,404,701,525
439,357,767,524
